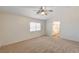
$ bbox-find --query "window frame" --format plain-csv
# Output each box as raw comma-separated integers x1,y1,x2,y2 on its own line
30,22,41,32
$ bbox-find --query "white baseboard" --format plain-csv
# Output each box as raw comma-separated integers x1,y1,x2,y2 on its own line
60,35,79,42
0,35,45,48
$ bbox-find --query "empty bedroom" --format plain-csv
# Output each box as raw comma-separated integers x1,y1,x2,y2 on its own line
0,6,79,53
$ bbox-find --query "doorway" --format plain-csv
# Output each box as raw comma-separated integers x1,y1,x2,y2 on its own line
52,21,60,36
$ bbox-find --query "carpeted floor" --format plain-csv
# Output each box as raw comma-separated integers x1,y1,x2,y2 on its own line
0,36,79,53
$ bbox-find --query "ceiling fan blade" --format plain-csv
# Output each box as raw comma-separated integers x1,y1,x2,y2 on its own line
48,10,53,12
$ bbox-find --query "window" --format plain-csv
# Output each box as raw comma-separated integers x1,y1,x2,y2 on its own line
30,22,41,32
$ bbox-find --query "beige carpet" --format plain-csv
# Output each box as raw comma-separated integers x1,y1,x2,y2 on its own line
0,36,79,53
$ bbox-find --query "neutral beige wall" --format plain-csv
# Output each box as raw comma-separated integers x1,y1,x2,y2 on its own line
0,12,46,47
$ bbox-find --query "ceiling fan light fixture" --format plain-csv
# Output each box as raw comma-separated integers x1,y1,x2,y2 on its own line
37,11,47,15
40,11,47,15
36,6,47,16
36,6,53,16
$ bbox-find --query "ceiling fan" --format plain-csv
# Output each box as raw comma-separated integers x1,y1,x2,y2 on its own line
34,6,53,15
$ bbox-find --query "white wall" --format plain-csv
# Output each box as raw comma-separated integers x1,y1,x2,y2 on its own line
46,19,52,36
46,10,61,36
0,12,46,47
60,7,79,42
46,7,79,42
46,17,60,36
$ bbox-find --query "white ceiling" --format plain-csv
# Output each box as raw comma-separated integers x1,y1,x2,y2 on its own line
0,6,77,20
0,6,57,20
